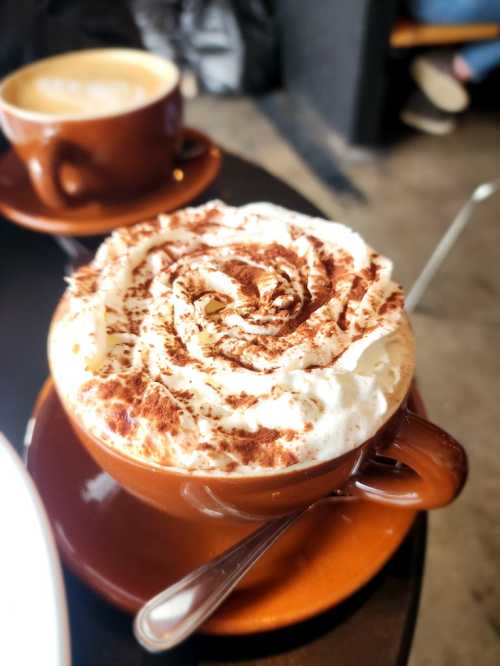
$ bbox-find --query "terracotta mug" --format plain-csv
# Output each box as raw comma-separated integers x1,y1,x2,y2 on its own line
52,367,467,525
0,48,182,209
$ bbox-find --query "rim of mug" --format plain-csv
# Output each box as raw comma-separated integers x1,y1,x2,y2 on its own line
0,47,180,123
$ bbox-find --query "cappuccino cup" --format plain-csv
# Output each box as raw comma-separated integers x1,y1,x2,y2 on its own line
48,202,467,523
0,48,182,209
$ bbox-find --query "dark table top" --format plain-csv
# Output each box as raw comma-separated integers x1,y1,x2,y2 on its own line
0,152,426,666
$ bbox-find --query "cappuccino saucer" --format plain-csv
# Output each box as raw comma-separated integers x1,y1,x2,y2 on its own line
26,379,419,635
0,128,221,237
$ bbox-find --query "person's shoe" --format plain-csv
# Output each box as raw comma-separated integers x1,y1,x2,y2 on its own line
411,51,469,112
401,90,457,135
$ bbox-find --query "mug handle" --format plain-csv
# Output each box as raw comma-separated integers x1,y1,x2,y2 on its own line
27,138,68,209
346,411,467,509
27,139,104,209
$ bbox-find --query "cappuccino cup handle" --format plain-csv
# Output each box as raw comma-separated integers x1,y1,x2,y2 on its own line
346,411,467,509
27,138,68,209
27,139,104,209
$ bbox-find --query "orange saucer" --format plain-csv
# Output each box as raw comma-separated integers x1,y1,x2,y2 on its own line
0,128,221,237
26,380,419,635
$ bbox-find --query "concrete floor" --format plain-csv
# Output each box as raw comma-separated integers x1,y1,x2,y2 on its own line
187,98,500,665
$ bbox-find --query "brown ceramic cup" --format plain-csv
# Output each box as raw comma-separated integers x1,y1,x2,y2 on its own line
49,296,467,524
0,49,182,209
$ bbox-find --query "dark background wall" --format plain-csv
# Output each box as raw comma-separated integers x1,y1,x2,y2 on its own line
276,0,399,144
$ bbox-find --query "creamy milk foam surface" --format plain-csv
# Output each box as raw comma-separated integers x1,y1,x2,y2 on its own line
2,51,170,116
49,202,414,475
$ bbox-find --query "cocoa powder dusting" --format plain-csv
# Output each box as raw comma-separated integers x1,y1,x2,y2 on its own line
379,290,403,315
71,265,99,297
137,389,181,435
217,427,299,468
106,406,135,437
337,303,349,331
225,392,258,409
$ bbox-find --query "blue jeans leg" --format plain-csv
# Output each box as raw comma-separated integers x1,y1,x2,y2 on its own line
459,40,500,80
407,0,500,79
407,0,500,24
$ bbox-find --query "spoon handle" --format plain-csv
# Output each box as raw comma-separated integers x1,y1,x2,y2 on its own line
405,199,476,313
406,179,499,313
134,511,301,652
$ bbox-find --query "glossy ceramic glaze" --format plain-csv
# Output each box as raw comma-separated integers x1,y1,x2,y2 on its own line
52,366,467,523
0,49,182,209
0,128,221,235
26,380,423,633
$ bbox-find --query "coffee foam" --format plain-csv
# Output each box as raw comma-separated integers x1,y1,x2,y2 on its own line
17,76,149,115
49,201,415,476
1,49,178,118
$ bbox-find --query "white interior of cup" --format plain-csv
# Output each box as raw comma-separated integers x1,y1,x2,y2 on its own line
0,48,179,122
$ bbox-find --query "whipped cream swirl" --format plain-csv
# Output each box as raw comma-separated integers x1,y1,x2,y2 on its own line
49,201,414,475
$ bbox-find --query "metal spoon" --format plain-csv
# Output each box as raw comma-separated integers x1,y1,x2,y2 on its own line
405,180,499,312
134,493,354,653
